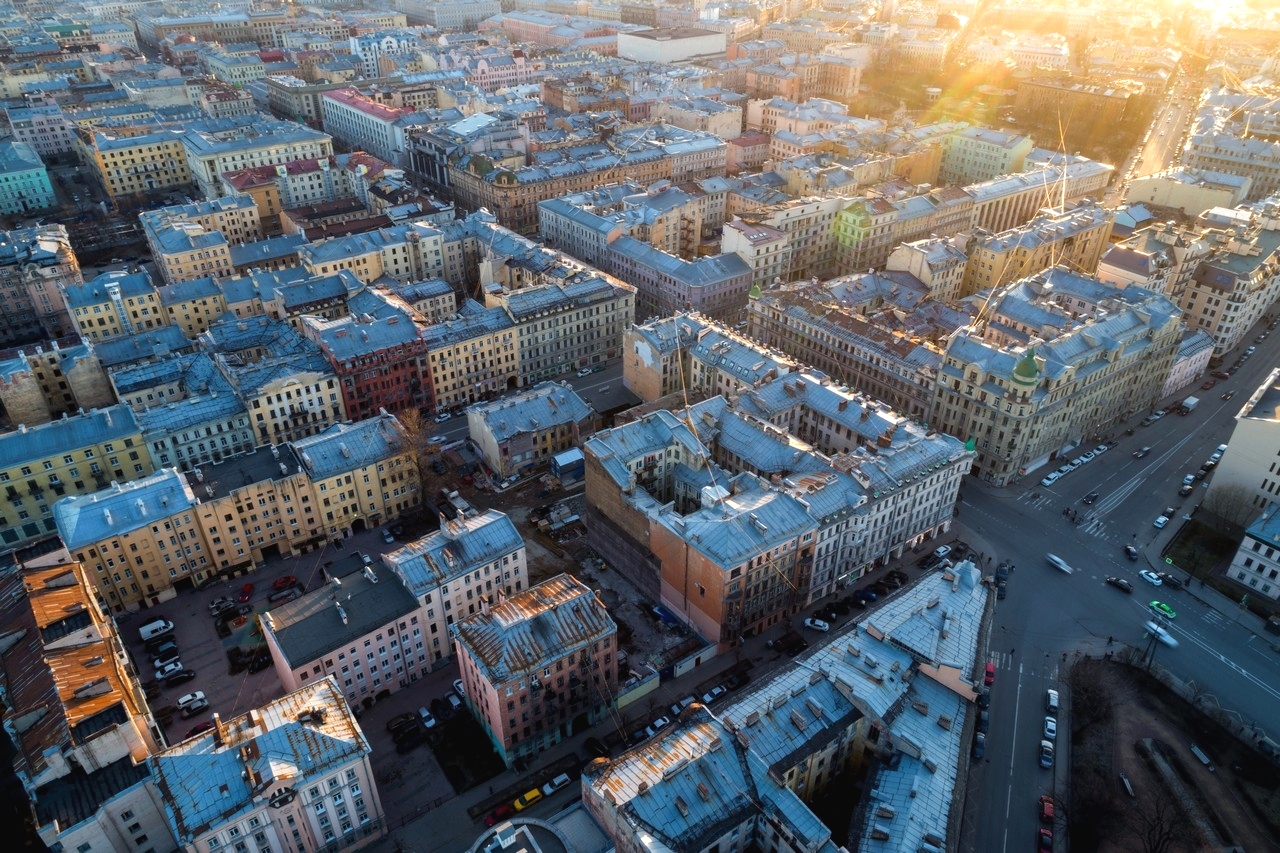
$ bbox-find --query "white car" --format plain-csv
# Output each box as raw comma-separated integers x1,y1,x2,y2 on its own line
1154,515,1169,528
1040,471,1061,487
1209,451,1222,463
1043,716,1057,740
576,367,592,377
1139,570,1163,586
1093,444,1108,455
155,660,185,680
1080,451,1096,462
433,412,451,423
1144,621,1179,648
934,545,952,560
1045,553,1073,574
541,773,573,796
1181,474,1195,486
177,690,206,709
453,678,466,698
803,618,830,632
1067,458,1084,469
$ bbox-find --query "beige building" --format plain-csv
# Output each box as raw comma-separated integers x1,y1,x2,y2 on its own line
141,195,262,285
156,277,228,337
959,202,1114,298
0,337,114,426
54,468,207,612
0,223,80,345
180,118,335,200
294,413,421,538
187,443,321,576
451,573,618,767
1208,367,1280,518
932,267,1183,485
466,382,597,480
721,218,791,288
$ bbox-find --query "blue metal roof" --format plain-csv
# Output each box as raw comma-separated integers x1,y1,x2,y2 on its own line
54,468,195,549
384,509,525,597
293,413,406,480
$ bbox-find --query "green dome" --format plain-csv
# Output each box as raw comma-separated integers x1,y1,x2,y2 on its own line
1013,348,1039,384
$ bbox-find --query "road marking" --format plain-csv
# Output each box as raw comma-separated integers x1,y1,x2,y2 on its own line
1002,660,1024,853
1160,620,1280,703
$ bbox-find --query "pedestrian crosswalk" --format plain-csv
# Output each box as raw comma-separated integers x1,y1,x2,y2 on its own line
987,651,1059,681
1203,609,1224,626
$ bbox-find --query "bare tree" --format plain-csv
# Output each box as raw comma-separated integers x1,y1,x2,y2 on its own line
1201,483,1262,528
1121,790,1194,853
1070,679,1116,739
1058,767,1120,851
396,408,441,521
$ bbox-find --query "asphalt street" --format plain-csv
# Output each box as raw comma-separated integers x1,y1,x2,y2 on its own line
961,321,1280,852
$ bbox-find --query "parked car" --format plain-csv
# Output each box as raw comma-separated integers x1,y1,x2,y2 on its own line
268,587,301,604
386,713,418,734
433,412,452,423
1038,794,1055,824
395,728,426,754
144,634,176,654
155,660,184,680
1043,716,1057,740
1038,739,1055,768
644,716,671,738
1153,515,1169,529
984,662,996,685
417,706,437,729
1222,390,1236,400
486,803,516,827
996,581,1007,600
453,678,466,698
1039,826,1054,852
1201,379,1217,390
179,697,209,718
513,789,543,811
186,721,215,738
803,618,830,632
272,576,297,590
541,773,573,796
382,530,396,543
1040,471,1061,487
972,732,986,759
162,669,197,688
1179,483,1195,496
1212,370,1231,379
446,691,464,712
1106,576,1133,593
725,672,751,691
393,723,425,745
933,545,952,560
701,685,728,705
237,582,255,602
208,597,235,616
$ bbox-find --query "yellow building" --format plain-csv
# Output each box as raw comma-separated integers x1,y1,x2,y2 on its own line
157,277,229,337
1,404,151,554
960,202,1114,298
53,467,199,611
141,196,262,285
293,413,420,538
63,270,165,343
75,127,192,203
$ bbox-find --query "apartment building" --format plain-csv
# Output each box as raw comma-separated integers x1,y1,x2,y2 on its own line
449,125,726,234
293,412,420,538
0,140,55,214
1096,219,1213,307
607,236,752,323
466,382,596,479
0,337,114,427
181,117,335,199
932,267,1182,484
141,195,262,284
5,105,73,160
451,573,618,768
76,127,193,203
156,276,228,337
503,274,636,385
421,301,518,411
652,97,743,141
322,88,417,168
54,468,207,610
259,555,423,701
0,224,79,346
187,443,320,574
884,235,970,303
1126,167,1252,216
940,127,1034,186
624,312,800,403
2,548,170,853
382,509,528,667
959,202,1114,298
148,677,387,851
298,220,448,285
63,270,164,343
305,308,429,420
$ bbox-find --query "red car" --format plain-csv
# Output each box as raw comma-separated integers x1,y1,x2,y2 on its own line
186,721,215,738
1211,370,1231,379
1038,826,1053,851
1038,794,1055,824
272,575,297,590
237,582,254,603
485,803,515,827
984,662,996,686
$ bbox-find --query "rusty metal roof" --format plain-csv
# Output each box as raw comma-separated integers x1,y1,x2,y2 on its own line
450,574,615,682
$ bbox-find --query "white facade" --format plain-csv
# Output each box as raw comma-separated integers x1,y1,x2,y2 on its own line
1207,367,1280,516
617,28,727,63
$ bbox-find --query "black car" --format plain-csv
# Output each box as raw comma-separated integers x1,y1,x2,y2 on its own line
996,562,1011,582
1082,491,1100,505
1106,576,1133,593
977,709,990,733
247,652,272,673
887,569,909,583
870,581,892,596
996,581,1007,600
919,554,945,571
827,598,852,616
162,669,197,688
584,736,610,758
1157,572,1185,590
845,595,868,610
972,732,986,759
1123,544,1140,561
386,713,418,733
395,728,426,753
976,688,990,709
726,672,751,691
144,634,176,655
